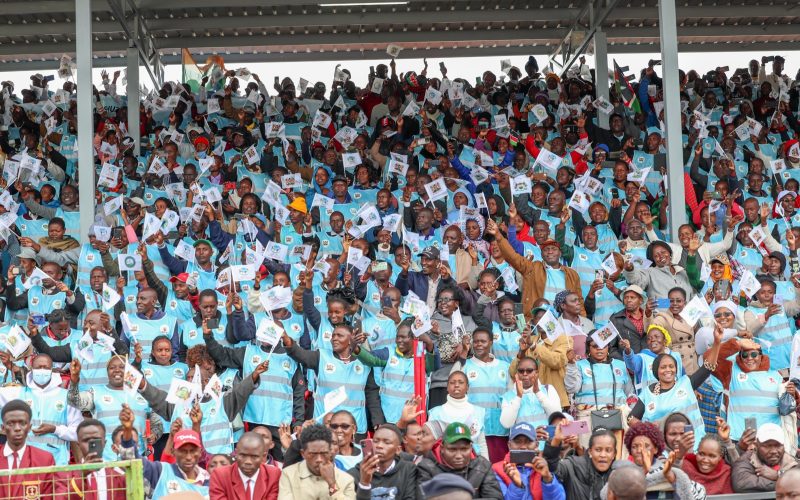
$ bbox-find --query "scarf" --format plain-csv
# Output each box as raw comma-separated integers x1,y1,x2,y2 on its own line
681,453,733,495
38,235,80,252
491,454,543,500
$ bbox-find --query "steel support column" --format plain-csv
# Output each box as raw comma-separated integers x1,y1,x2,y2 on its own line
659,0,687,241
76,0,95,243
127,42,141,156
594,30,610,129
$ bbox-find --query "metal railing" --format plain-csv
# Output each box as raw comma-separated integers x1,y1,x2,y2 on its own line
0,459,144,500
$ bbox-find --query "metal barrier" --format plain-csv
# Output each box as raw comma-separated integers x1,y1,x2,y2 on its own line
709,493,776,500
0,459,144,500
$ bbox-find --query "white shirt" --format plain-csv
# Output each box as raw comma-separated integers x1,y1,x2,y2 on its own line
91,469,108,500
2,444,25,470
238,468,260,500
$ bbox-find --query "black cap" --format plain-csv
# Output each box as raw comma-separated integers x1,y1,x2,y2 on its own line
420,473,474,498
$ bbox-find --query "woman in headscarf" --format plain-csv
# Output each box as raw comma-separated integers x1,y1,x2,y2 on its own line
622,324,685,394
649,287,698,376
446,187,474,224
460,212,491,261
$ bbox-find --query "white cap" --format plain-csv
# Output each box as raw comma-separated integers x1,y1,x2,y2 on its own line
756,423,784,445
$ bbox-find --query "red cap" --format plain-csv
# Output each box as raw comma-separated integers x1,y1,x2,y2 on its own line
170,273,190,284
539,239,560,249
173,429,202,449
194,136,210,149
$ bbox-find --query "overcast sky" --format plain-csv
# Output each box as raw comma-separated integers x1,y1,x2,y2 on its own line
1,49,798,95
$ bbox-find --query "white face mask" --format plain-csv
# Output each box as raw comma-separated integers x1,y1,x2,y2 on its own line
31,369,52,386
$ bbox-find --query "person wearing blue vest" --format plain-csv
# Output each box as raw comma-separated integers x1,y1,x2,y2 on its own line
500,356,562,432
30,309,128,387
558,224,609,298
743,277,800,371
459,328,513,463
119,406,211,497
67,355,158,461
156,232,220,293
0,354,82,466
629,324,724,450
201,316,306,455
118,288,180,362
354,319,437,424
139,249,198,327
282,323,384,437
474,295,522,366
5,260,86,328
622,324,685,393
137,345,268,457
179,289,256,357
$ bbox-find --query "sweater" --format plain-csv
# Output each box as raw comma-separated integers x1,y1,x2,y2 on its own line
347,458,419,500
681,453,733,495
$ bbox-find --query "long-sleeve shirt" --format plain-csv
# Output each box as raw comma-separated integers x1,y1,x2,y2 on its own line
499,385,562,429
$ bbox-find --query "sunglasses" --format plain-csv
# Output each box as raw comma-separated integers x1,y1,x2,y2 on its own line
329,423,352,430
740,351,760,359
713,312,733,319
517,368,535,374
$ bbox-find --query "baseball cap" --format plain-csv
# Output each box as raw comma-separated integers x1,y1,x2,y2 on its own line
538,239,560,249
623,284,645,298
756,423,784,445
420,473,474,498
193,239,213,249
169,272,190,284
173,429,202,449
443,422,472,444
249,213,268,226
418,247,440,260
509,422,537,441
18,247,37,260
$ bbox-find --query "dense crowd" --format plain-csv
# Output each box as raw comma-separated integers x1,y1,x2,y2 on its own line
0,51,798,499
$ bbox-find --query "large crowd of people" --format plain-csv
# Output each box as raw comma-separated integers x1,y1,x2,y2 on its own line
0,50,797,499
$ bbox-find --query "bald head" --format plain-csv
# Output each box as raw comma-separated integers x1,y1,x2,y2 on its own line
777,468,800,498
607,466,646,500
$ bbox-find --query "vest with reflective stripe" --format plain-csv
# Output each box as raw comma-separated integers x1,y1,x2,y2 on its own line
728,364,781,441
185,261,217,292
574,359,628,407
20,386,71,465
71,340,115,390
4,275,28,326
491,323,521,366
746,306,792,370
126,314,178,360
27,287,65,318
363,315,398,352
141,361,188,429
314,350,370,433
571,246,604,297
594,223,619,255
77,244,102,289
171,396,233,455
242,344,296,426
181,315,228,349
56,208,81,234
734,246,764,274
593,286,625,326
40,329,81,371
543,267,566,303
373,350,415,423
464,358,510,436
163,290,195,327
151,463,209,499
500,388,549,429
639,376,705,449
313,317,335,352
93,385,149,461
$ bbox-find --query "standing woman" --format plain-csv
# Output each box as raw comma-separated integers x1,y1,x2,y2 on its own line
629,324,724,450
543,428,619,500
565,336,634,451
650,287,698,375
427,370,490,460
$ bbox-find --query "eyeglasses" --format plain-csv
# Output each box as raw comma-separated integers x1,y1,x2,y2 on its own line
437,297,455,304
713,312,733,319
517,369,535,374
740,351,760,359
329,423,352,430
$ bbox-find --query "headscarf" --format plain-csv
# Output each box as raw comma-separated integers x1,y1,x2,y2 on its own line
459,213,490,260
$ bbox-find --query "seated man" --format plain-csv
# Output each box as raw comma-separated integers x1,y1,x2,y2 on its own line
731,422,799,492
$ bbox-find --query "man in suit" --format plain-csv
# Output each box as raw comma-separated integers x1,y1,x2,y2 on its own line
0,399,58,499
68,419,127,500
210,432,280,500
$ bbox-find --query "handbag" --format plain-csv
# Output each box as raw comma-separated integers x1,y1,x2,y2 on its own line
779,390,797,416
590,362,624,431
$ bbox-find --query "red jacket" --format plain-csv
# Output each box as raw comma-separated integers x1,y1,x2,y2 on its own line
210,463,281,500
0,445,60,499
67,468,128,500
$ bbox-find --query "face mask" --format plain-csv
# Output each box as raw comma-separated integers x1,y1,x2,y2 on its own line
31,369,52,386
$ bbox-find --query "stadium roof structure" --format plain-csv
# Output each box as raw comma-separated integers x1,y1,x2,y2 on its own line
0,0,798,75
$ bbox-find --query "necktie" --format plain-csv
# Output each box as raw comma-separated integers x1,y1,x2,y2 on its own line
10,453,18,471
244,479,252,500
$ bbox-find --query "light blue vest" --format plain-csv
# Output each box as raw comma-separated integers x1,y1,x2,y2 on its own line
728,364,782,441
593,286,624,326
314,350,371,433
733,246,763,274
141,361,188,429
639,376,705,449
19,386,71,465
242,344,297,426
171,396,234,455
185,262,217,292
313,317,335,352
180,315,229,349
279,311,306,342
55,208,81,234
373,350,415,424
571,246,604,297
491,324,521,365
27,287,65,318
4,275,28,326
574,359,628,407
162,290,196,327
594,223,619,254
40,329,82,371
464,358,511,436
126,314,178,360
632,350,684,393
150,463,209,499
76,244,103,289
500,388,550,429
746,305,792,370
543,267,566,303
92,385,149,460
72,338,116,389
363,315,398,351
